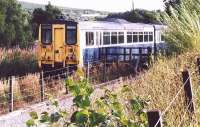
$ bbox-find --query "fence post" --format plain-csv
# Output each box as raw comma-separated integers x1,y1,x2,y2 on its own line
147,110,162,127
123,48,126,62
197,58,200,74
103,58,107,82
40,71,45,102
147,47,152,67
182,70,195,114
9,76,13,112
65,71,68,94
86,61,90,81
134,47,142,73
129,48,132,62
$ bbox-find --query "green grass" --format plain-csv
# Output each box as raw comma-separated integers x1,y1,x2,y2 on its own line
162,0,200,53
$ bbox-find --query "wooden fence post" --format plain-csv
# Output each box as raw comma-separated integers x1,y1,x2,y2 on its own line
9,76,13,112
40,71,45,102
197,58,200,74
147,47,152,66
123,48,126,62
147,110,162,127
87,61,90,80
182,70,195,114
103,58,107,82
134,48,142,73
129,48,132,62
65,71,68,94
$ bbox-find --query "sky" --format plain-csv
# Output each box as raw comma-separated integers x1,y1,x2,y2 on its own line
18,0,164,12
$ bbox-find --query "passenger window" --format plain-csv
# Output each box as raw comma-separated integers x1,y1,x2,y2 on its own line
149,32,153,42
139,32,143,42
161,34,165,41
66,25,77,45
103,32,110,45
41,24,52,44
133,32,138,43
86,32,94,46
111,32,117,44
144,32,148,42
127,32,132,43
96,32,102,45
118,32,124,44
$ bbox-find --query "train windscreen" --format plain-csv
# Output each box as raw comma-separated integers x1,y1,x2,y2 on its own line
41,24,52,45
66,25,77,45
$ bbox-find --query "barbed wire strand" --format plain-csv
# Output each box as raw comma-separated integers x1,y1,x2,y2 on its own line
154,76,190,127
177,100,193,127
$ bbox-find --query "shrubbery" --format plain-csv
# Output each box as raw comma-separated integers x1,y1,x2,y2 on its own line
26,75,148,127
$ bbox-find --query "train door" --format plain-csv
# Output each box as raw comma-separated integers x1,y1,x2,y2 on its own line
53,25,65,63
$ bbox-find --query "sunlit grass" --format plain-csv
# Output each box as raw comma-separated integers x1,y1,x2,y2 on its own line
162,0,200,53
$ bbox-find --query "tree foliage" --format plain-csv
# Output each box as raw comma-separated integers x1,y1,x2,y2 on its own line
0,0,33,47
106,9,162,24
31,2,62,39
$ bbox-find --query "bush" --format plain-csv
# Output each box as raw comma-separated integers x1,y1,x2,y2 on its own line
26,75,148,127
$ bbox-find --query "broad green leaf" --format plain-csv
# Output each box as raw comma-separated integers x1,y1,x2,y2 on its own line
40,112,50,123
29,111,38,120
26,119,35,127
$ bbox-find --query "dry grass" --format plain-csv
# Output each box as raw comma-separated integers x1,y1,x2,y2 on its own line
0,48,38,78
112,51,200,126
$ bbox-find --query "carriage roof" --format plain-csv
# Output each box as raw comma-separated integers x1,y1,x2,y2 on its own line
78,19,165,30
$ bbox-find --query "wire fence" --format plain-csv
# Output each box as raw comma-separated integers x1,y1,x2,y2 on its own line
1,55,200,127
0,59,137,115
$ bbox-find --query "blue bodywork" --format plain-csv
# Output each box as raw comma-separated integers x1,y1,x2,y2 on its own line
83,43,165,65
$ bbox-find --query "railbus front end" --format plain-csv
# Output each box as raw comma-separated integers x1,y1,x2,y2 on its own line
37,20,80,72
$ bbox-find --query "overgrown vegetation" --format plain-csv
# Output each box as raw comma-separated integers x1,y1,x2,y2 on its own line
0,48,38,77
162,0,200,53
26,75,149,127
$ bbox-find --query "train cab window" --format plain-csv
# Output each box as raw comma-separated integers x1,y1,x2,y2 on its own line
149,32,153,42
139,32,143,42
41,24,52,44
118,32,124,44
66,26,77,45
111,32,117,44
103,32,110,45
127,32,132,43
144,32,148,42
86,32,94,46
133,32,138,43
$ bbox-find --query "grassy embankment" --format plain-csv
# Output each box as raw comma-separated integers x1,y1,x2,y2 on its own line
119,52,200,126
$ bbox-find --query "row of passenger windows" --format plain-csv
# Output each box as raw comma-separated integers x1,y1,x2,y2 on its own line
86,31,154,46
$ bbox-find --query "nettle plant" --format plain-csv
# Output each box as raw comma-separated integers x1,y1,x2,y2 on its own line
26,75,148,127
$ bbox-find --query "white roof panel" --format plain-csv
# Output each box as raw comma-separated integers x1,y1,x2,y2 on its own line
78,19,158,30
